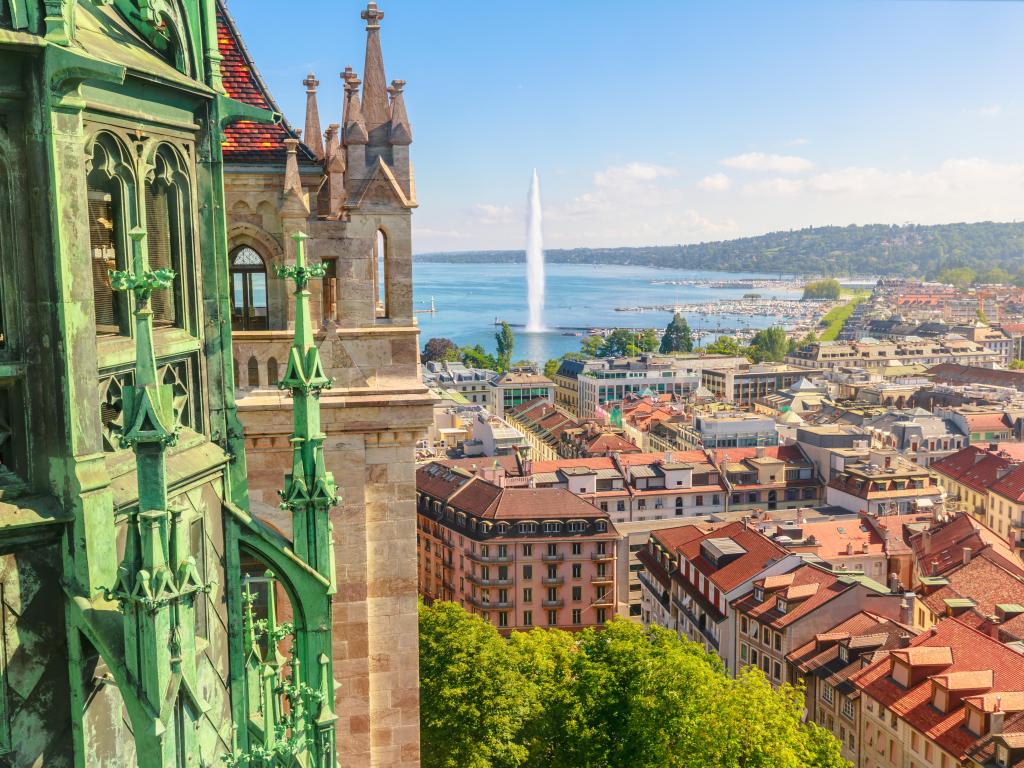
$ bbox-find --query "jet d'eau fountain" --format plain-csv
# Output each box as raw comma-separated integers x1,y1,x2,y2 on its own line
525,169,546,332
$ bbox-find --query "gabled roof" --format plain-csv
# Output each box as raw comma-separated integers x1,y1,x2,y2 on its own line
851,618,1024,761
217,1,316,165
733,563,854,629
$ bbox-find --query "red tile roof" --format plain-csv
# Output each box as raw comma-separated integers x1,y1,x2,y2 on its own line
216,2,315,165
992,463,1024,503
912,514,1024,580
851,618,1024,760
932,445,1020,496
732,563,849,629
676,521,790,593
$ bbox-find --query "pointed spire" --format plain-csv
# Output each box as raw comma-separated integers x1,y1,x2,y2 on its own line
282,139,309,216
303,73,325,161
388,79,412,145
343,75,368,146
360,3,390,144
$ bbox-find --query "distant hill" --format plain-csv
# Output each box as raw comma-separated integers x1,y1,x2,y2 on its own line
416,222,1024,278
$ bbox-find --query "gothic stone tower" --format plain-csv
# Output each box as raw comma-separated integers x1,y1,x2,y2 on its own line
0,1,339,765
218,2,433,765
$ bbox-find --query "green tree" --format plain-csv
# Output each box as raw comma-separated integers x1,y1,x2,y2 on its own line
421,603,847,768
495,322,515,372
1010,359,1024,370
461,344,499,371
419,602,533,768
639,328,659,353
601,329,643,357
801,278,841,300
978,266,1012,285
580,335,605,357
543,352,587,379
703,335,746,357
421,337,461,363
936,266,976,289
788,330,818,354
660,313,694,354
748,326,790,363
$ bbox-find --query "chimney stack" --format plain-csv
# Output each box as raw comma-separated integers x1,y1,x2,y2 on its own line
900,597,913,626
991,708,1005,736
963,547,972,566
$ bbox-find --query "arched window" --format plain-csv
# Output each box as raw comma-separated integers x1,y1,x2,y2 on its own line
146,146,191,329
373,229,387,319
247,356,259,388
87,135,135,336
267,357,279,387
230,247,269,330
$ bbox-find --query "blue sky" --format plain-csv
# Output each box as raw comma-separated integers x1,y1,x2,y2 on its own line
229,0,1024,253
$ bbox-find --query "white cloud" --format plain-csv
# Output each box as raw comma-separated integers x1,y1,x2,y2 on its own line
593,162,678,188
788,137,811,146
742,177,805,196
697,172,732,192
978,104,1002,117
472,203,515,224
722,152,814,174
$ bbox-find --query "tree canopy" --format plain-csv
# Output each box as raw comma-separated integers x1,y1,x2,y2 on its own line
420,601,847,768
422,337,461,364
747,326,791,363
660,313,695,354
461,344,500,371
495,322,515,372
802,278,841,300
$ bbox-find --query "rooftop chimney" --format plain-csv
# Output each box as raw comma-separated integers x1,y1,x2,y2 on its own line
898,632,913,648
963,547,972,566
991,709,1005,736
900,598,913,626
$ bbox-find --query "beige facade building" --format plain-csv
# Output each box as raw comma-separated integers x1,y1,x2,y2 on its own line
219,3,432,764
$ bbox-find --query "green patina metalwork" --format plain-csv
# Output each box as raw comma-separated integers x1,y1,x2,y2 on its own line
0,2,338,766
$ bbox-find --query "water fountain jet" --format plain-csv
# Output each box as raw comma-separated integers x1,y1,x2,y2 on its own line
525,169,546,332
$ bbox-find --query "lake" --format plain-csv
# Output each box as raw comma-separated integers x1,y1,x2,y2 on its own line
411,262,804,364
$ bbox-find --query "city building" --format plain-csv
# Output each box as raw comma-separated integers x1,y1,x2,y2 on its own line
931,444,1024,521
938,405,1015,444
576,355,702,418
637,522,805,672
423,360,497,408
864,409,967,466
713,445,822,513
493,369,555,418
929,364,1024,393
825,450,945,515
506,398,640,460
795,424,871,481
787,336,999,371
760,517,889,580
908,512,1023,585
218,4,432,761
913,550,1024,635
731,562,901,688
787,611,918,766
0,3,339,763
701,363,823,405
676,410,780,449
851,617,1024,768
416,462,619,631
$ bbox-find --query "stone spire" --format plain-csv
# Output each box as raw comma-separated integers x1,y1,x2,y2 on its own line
343,75,368,146
302,73,325,160
388,79,412,145
360,3,390,145
282,138,309,215
275,233,337,587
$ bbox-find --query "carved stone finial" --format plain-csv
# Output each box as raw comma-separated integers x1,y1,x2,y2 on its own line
361,2,384,29
303,72,319,92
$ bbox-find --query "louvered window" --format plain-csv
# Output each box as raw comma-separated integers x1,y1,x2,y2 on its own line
145,181,178,327
88,190,125,335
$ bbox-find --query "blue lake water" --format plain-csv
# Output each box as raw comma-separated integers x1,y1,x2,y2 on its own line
412,262,804,364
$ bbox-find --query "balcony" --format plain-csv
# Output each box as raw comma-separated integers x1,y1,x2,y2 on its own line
591,593,615,607
468,595,514,610
591,575,613,585
542,577,565,586
591,552,613,561
466,574,513,587
541,553,564,562
466,551,513,564
542,599,564,608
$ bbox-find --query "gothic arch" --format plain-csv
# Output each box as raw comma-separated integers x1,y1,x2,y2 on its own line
226,223,282,266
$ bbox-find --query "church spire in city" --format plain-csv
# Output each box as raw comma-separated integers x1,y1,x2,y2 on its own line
303,73,325,160
360,2,390,145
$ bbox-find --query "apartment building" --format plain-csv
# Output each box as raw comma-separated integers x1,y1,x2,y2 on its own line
423,360,497,408
675,410,780,449
865,410,967,467
851,618,1024,768
731,563,902,688
913,551,1024,635
939,405,1015,445
788,611,917,767
909,512,1024,585
826,450,945,515
493,370,556,418
931,445,1022,521
759,517,889,581
713,445,822,513
637,522,805,672
701,364,822,405
787,336,999,371
416,462,618,632
576,356,702,418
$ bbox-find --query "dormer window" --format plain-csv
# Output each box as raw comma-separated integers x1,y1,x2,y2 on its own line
839,645,849,663
754,587,765,602
543,521,561,534
595,520,608,533
496,523,510,534
519,522,537,534
777,598,788,614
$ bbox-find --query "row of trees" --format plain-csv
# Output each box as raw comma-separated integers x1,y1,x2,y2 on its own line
422,322,519,372
802,278,841,300
935,265,1017,289
420,601,846,768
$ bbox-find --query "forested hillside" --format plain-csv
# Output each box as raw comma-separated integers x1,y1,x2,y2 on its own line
417,222,1024,278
